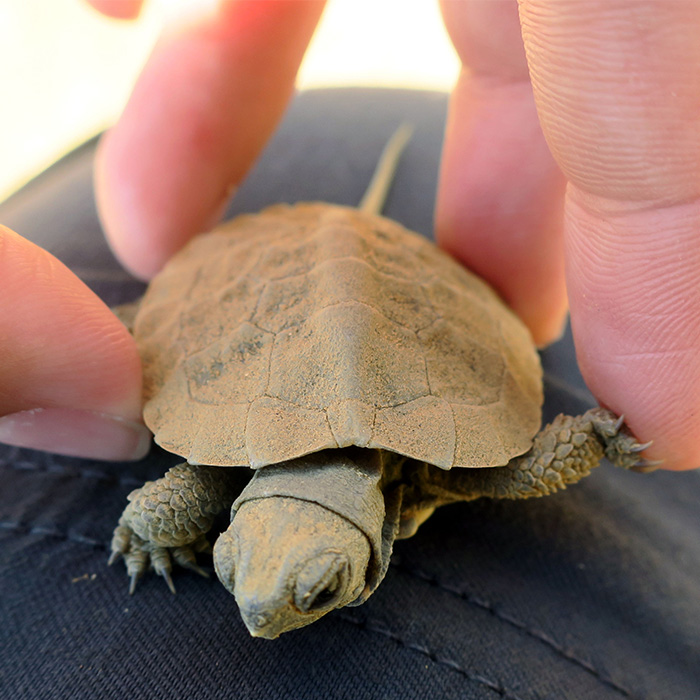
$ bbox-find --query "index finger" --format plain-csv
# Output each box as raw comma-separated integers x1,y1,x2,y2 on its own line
96,0,327,280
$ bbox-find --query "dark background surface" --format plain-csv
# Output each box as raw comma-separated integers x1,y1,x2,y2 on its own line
1,89,699,700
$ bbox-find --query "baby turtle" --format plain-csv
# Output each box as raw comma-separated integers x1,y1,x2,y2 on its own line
109,128,650,639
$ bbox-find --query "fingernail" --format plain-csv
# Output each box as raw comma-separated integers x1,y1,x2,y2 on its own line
0,408,152,461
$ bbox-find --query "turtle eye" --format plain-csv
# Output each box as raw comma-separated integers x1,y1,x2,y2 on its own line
212,529,238,594
294,553,346,613
306,572,340,611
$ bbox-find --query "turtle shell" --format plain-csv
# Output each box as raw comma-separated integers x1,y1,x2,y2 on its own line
134,203,542,470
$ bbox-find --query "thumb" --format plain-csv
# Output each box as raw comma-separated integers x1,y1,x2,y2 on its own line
0,226,149,461
520,1,700,470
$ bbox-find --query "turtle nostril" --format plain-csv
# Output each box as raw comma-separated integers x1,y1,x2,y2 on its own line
252,611,271,630
238,606,277,638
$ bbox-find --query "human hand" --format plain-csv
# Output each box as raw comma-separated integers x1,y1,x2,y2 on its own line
0,225,148,460
3,1,698,471
0,0,324,462
436,0,700,471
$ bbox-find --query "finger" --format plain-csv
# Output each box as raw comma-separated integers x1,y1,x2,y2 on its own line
85,0,144,20
96,0,327,280
436,0,567,346
519,0,700,470
0,226,149,461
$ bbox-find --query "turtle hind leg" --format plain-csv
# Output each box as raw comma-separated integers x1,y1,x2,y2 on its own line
109,463,240,593
482,408,652,500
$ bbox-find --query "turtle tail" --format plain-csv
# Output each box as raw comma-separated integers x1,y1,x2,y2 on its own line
358,123,413,215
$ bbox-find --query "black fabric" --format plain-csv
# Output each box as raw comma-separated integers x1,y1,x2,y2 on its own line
1,89,699,700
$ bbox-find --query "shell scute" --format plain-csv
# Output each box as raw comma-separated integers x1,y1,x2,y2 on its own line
265,302,428,411
184,323,273,405
136,204,542,469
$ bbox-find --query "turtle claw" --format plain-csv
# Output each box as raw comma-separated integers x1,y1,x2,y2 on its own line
171,539,211,579
613,413,626,432
109,523,211,594
630,458,665,473
126,562,176,595
180,561,210,579
160,568,177,595
109,524,131,565
629,440,654,454
150,546,177,594
590,409,660,471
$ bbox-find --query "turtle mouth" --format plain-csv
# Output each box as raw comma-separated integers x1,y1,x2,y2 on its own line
238,552,351,639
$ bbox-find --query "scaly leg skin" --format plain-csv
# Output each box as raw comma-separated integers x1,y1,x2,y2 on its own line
476,408,655,500
414,408,656,506
109,463,240,594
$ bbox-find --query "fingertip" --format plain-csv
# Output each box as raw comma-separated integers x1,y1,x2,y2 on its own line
95,131,171,280
565,192,700,472
96,0,325,278
85,0,144,20
95,127,234,280
0,226,143,427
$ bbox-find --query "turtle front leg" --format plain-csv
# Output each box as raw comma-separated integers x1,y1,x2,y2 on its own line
109,463,240,593
414,408,653,506
481,408,652,500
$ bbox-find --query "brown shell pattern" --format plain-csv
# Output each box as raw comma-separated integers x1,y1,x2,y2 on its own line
135,204,543,469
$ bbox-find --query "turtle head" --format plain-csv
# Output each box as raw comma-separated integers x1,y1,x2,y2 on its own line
213,496,371,639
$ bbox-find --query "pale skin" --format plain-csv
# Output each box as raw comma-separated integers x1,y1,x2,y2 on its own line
0,0,698,471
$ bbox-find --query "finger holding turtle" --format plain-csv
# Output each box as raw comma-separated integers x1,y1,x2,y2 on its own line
439,0,700,470
0,225,148,461
108,133,659,637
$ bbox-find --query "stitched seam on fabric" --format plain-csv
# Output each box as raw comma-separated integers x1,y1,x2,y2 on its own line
391,560,637,699
1,460,146,488
0,519,640,700
336,611,526,700
0,521,107,548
